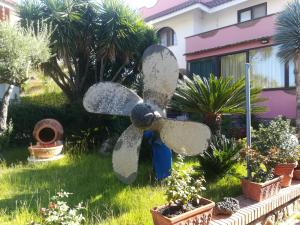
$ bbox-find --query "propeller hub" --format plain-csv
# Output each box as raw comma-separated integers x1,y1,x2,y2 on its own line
130,103,155,129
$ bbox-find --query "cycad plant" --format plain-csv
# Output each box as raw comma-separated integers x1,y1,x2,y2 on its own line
274,0,300,134
198,135,240,180
171,74,266,134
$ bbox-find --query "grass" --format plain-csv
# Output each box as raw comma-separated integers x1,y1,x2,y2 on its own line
0,147,245,225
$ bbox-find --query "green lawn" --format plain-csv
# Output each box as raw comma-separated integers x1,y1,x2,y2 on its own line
0,148,244,225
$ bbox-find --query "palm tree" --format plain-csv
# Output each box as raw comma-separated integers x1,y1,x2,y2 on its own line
18,0,157,102
274,0,300,134
171,74,266,135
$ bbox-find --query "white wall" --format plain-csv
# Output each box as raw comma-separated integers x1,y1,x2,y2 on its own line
200,0,290,33
9,9,19,25
152,10,202,69
149,0,290,69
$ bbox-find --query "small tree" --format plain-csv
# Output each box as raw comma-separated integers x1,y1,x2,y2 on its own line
274,0,300,135
0,22,51,133
171,74,266,134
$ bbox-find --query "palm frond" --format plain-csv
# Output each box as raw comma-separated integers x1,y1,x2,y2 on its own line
171,74,266,116
274,0,300,61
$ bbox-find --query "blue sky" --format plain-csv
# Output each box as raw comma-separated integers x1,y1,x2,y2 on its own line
124,0,157,9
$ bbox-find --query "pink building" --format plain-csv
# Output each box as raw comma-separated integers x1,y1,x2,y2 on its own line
0,0,16,22
139,0,295,119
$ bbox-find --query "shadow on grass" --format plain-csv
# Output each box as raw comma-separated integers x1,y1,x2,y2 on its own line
0,148,155,222
0,146,29,165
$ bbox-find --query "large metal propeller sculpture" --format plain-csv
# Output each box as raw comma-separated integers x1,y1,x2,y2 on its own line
83,45,211,184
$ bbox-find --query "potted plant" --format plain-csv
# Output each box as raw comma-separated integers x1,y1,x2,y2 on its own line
268,147,299,187
252,117,300,187
240,148,282,202
151,155,215,225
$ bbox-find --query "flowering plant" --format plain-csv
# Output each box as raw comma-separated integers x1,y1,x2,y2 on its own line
40,190,85,225
240,148,275,183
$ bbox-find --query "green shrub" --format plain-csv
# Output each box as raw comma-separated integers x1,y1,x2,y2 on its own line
198,135,240,179
21,92,67,107
252,116,299,162
8,93,130,148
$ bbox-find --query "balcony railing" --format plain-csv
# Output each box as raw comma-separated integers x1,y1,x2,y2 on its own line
185,14,277,55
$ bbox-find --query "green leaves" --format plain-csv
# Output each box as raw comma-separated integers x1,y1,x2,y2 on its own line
0,22,51,85
165,155,206,207
240,148,275,183
171,74,266,133
171,74,266,115
40,190,85,225
18,0,157,101
198,135,240,179
252,116,299,163
275,0,300,61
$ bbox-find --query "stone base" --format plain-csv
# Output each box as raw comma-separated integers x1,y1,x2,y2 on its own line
27,154,65,163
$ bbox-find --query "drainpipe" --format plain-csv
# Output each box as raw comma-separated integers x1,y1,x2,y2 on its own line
245,63,252,178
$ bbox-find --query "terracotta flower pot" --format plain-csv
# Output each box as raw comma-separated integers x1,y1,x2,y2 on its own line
151,198,215,225
33,119,64,145
28,142,63,159
241,177,282,202
274,162,298,187
293,169,300,180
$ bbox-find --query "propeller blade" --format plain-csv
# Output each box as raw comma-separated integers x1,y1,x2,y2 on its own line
112,124,143,184
142,45,179,109
158,119,211,156
83,82,142,116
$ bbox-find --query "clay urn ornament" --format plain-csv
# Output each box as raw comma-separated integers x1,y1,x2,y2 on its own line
83,45,212,184
33,119,63,145
28,119,64,159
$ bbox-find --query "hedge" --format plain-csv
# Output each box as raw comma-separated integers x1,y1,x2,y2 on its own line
8,94,130,147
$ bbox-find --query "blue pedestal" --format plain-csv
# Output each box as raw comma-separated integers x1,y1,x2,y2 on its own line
144,131,172,180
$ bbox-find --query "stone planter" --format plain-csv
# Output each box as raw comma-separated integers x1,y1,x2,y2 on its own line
151,198,215,225
293,169,300,180
28,142,63,159
241,177,282,202
33,119,64,145
274,162,298,187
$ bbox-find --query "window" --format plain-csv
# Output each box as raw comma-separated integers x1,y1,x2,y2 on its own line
238,3,267,23
157,27,176,47
249,46,285,89
221,52,247,81
289,60,296,87
239,10,251,23
188,45,295,90
189,58,219,78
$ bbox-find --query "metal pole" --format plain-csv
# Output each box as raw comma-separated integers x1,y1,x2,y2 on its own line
245,63,251,178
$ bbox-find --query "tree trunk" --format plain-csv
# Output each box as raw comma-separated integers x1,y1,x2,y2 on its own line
294,55,300,136
0,84,14,134
204,113,222,135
